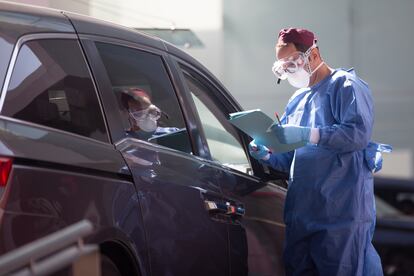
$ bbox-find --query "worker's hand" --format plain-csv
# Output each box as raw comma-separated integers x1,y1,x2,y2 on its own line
364,142,393,173
249,140,270,160
271,124,311,144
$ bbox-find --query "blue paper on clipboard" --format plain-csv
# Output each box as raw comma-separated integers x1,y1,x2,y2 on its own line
228,109,306,153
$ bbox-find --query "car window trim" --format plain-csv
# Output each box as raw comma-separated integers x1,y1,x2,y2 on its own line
0,114,112,147
80,35,198,155
78,35,246,159
180,64,249,149
177,59,252,154
174,58,243,112
184,75,254,175
0,33,77,112
114,136,212,166
174,60,273,179
175,62,255,172
160,54,199,156
166,57,212,160
77,39,126,143
114,136,260,180
78,34,167,56
0,33,111,144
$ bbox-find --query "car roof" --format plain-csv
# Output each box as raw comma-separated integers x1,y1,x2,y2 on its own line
63,10,166,51
0,2,208,73
61,10,218,78
0,1,75,36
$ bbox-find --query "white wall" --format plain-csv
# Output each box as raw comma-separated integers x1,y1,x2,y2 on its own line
7,0,49,6
8,0,225,83
221,0,352,117
10,0,90,14
88,0,222,30
88,0,225,80
216,0,414,179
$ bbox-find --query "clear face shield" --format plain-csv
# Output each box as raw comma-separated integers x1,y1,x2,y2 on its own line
272,44,317,81
129,104,161,121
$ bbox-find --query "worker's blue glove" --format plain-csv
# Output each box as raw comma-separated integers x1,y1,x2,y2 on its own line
364,142,393,173
270,124,311,144
248,140,270,160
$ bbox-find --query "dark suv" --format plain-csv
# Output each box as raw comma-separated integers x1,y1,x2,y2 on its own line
0,2,288,275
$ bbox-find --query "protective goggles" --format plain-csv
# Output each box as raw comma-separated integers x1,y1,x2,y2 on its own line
129,104,161,120
272,44,316,80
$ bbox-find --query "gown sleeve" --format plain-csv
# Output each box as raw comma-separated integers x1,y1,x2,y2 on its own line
318,77,374,153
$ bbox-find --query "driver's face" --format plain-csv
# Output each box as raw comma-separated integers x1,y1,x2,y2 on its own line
127,96,151,113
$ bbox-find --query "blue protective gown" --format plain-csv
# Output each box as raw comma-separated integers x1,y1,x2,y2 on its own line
263,69,383,275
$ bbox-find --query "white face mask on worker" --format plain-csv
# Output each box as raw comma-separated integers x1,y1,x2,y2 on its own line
287,60,324,88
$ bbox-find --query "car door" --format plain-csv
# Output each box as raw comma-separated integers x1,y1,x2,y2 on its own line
81,38,236,276
0,32,145,275
172,59,288,276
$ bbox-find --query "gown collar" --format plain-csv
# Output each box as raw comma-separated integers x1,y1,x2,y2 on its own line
310,68,339,91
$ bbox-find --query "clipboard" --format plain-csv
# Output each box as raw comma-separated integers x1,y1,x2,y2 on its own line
228,109,306,153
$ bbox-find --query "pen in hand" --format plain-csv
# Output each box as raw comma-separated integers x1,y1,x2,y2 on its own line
274,112,282,126
266,111,282,132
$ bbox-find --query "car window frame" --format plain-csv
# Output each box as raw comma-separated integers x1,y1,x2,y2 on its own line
170,57,269,178
182,70,252,169
162,55,212,160
0,33,111,144
79,35,199,156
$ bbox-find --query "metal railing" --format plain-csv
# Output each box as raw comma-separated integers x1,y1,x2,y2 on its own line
0,220,100,276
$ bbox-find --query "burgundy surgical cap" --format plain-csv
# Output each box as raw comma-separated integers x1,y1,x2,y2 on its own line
277,28,316,47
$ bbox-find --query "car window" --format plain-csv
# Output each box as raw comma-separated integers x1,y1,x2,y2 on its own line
1,39,108,142
95,42,192,154
181,69,252,174
0,34,14,90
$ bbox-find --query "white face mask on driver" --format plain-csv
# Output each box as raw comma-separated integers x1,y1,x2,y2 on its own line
129,104,161,132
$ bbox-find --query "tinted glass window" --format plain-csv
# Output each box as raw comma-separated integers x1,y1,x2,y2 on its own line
95,42,192,154
2,39,108,142
0,35,13,90
181,69,251,174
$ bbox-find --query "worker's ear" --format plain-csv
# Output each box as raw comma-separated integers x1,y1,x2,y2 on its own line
307,48,316,62
310,48,320,63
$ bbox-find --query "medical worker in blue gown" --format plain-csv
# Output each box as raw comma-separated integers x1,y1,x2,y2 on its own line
249,28,391,275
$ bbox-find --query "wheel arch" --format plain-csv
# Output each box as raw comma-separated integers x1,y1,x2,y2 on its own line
100,240,142,276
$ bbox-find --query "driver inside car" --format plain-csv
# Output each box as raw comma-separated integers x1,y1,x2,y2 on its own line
118,87,179,140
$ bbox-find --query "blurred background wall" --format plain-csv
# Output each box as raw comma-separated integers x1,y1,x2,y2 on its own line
218,0,414,180
10,0,414,179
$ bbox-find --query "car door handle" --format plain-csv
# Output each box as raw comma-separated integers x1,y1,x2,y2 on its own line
204,200,245,217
